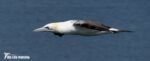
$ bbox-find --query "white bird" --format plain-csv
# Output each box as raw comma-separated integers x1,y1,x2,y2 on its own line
34,20,132,37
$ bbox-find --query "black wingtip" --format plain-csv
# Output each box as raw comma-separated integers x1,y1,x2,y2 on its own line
119,30,133,32
112,30,133,33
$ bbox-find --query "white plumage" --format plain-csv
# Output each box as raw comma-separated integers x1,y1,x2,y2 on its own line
34,20,131,37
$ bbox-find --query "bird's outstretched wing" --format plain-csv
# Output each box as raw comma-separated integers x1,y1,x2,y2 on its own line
73,20,111,31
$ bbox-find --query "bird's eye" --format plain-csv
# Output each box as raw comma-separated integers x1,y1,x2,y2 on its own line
45,27,50,30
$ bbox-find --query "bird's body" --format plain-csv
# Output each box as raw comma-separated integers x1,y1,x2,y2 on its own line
50,20,105,35
34,20,131,37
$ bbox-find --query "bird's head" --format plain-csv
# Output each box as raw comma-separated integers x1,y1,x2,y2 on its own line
33,23,58,32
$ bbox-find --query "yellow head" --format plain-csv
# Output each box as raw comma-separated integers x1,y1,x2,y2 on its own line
33,23,58,32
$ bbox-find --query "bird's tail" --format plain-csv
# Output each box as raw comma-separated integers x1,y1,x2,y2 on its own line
109,28,133,33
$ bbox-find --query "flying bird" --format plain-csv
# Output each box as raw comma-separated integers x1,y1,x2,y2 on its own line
34,20,132,37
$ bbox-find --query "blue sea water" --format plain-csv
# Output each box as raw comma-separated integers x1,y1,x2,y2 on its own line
0,0,150,61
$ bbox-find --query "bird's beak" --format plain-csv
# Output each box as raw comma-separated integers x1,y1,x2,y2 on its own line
33,27,49,32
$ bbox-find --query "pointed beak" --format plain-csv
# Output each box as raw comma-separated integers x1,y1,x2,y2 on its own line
33,27,49,32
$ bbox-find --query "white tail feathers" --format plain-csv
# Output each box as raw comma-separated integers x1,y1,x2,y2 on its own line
109,28,132,33
109,28,119,31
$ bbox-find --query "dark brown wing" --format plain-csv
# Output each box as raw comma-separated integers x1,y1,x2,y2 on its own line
73,20,111,31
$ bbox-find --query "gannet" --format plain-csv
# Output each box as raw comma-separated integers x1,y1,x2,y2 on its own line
34,20,132,37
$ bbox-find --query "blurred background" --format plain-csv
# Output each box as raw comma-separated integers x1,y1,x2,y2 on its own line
0,0,149,61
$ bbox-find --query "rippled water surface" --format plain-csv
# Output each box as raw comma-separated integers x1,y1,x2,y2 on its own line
0,0,149,61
